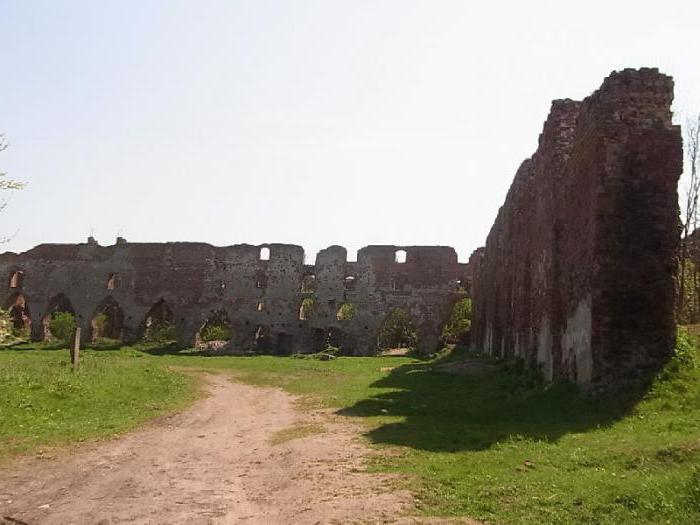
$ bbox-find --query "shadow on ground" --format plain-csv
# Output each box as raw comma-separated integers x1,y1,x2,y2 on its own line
338,355,649,452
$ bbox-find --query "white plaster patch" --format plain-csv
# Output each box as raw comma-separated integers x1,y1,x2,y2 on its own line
537,315,553,382
562,294,593,385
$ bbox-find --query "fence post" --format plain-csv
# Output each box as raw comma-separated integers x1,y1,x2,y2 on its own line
71,327,81,369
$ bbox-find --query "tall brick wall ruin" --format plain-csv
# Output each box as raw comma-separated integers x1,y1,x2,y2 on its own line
470,68,683,390
0,240,469,355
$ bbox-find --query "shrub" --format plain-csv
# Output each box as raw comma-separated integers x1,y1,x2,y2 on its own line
442,298,472,344
48,311,76,342
0,309,14,343
299,298,316,320
200,323,232,342
143,321,178,344
336,303,356,321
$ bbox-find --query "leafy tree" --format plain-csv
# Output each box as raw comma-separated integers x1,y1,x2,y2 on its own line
48,311,76,342
376,308,418,351
442,298,472,343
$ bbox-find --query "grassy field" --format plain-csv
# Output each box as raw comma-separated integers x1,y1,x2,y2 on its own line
0,345,196,460
1,335,699,524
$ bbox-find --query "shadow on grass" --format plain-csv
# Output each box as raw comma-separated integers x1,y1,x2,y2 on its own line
338,357,649,452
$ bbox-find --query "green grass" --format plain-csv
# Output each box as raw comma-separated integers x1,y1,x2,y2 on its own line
155,338,700,524
0,345,196,460
2,334,700,524
268,422,325,445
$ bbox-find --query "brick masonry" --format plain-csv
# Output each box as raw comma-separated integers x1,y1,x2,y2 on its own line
0,241,469,355
470,68,683,390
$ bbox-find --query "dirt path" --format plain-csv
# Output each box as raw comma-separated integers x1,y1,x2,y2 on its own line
0,374,424,524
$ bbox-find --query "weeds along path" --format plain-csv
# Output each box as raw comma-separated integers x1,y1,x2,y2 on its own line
0,373,435,524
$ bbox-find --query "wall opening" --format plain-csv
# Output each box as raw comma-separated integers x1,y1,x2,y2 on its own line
300,274,316,293
259,247,270,261
4,292,31,338
441,298,472,345
42,293,76,341
344,275,356,291
254,271,268,289
143,299,176,343
9,271,24,289
106,273,117,290
197,309,232,346
91,296,124,342
256,302,265,312
336,303,356,321
327,326,343,348
376,308,418,352
299,297,315,321
254,324,272,352
395,250,407,264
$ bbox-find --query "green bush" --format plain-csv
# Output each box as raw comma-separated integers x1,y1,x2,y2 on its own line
300,298,316,320
200,324,232,342
336,303,356,321
442,298,472,343
675,327,698,370
48,311,76,342
0,309,14,343
143,321,178,344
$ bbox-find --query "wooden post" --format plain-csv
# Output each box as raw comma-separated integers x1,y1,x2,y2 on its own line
71,327,81,369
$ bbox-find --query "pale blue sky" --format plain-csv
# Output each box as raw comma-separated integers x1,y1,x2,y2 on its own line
1,0,699,262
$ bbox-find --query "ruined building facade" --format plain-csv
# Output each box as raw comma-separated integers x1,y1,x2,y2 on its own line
0,241,469,355
470,68,682,390
1,68,683,390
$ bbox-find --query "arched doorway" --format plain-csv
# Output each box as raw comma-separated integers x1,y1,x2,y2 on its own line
91,296,125,342
376,308,418,352
42,293,76,341
142,299,176,342
197,309,232,348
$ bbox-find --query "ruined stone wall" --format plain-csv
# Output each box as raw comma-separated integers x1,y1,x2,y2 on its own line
471,68,682,390
0,240,469,355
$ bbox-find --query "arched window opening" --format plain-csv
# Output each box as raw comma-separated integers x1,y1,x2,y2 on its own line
336,303,356,321
91,297,124,342
106,273,117,290
301,274,316,293
256,302,265,312
9,271,24,289
299,297,315,321
376,308,418,352
395,250,407,264
344,275,356,291
259,247,270,261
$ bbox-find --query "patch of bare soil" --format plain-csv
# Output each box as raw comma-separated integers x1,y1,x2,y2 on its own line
0,374,473,524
